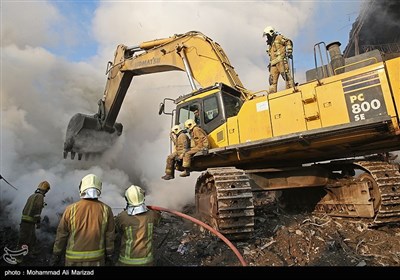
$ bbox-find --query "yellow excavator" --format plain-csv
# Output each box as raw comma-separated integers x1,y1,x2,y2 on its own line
64,31,400,239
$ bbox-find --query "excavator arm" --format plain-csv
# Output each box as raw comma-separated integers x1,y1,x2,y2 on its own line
63,31,252,160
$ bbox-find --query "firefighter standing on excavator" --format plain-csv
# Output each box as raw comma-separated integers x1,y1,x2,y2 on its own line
16,181,51,263
263,26,294,93
50,174,115,266
115,185,161,266
180,119,210,177
162,124,190,180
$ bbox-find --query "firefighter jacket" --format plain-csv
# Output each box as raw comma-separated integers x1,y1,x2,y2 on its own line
21,191,46,224
115,209,161,266
190,126,209,149
175,131,190,156
52,199,115,263
267,34,293,66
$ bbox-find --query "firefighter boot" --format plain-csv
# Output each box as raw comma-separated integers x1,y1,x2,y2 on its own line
179,169,190,177
161,174,174,180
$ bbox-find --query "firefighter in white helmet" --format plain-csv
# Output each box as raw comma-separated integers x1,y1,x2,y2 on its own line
263,25,294,93
16,180,51,263
51,174,115,266
180,119,210,177
115,185,161,266
161,124,190,180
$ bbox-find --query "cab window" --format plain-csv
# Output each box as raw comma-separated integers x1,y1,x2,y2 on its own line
177,103,201,125
222,93,242,118
203,96,219,124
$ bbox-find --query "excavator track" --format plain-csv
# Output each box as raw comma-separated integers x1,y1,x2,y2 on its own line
195,167,254,240
314,160,400,226
354,161,400,226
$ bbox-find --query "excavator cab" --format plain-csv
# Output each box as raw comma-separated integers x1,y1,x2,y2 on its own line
172,83,243,136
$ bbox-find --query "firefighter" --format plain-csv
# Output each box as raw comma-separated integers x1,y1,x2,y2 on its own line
50,174,115,266
180,119,209,177
263,26,294,93
115,185,161,266
161,124,190,180
16,181,51,263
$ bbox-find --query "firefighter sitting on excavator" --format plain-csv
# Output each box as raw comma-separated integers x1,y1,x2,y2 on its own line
180,119,210,178
161,124,190,180
263,26,294,93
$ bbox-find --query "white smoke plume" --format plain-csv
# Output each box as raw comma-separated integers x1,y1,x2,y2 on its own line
0,1,364,231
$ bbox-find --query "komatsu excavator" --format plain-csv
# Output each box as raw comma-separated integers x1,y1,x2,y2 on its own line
64,31,400,239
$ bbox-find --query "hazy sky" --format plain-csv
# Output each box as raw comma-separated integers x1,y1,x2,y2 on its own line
0,0,365,229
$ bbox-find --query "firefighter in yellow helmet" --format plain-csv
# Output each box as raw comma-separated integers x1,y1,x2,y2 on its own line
263,26,294,93
115,185,161,266
161,124,190,180
51,174,115,266
16,181,50,263
180,119,210,177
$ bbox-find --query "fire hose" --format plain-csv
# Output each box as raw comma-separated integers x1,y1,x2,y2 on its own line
148,205,247,266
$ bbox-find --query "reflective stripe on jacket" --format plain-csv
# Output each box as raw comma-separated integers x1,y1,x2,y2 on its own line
21,192,45,224
53,199,115,262
115,209,161,266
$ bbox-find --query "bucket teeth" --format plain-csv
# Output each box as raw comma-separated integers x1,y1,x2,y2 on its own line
63,151,95,161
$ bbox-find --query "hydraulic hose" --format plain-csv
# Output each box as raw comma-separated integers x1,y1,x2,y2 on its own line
148,205,247,266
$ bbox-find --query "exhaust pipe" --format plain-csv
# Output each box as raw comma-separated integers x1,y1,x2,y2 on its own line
326,41,345,75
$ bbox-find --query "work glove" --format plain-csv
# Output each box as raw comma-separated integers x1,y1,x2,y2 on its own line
49,254,61,266
202,148,209,155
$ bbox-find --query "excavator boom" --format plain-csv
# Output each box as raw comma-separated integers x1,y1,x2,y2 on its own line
63,31,252,159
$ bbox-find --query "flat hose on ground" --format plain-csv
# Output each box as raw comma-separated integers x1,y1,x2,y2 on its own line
148,205,247,266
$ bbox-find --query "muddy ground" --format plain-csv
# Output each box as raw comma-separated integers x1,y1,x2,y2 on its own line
1,192,399,269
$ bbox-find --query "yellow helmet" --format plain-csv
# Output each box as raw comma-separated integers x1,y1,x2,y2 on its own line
263,26,275,37
37,181,50,192
79,174,102,196
125,185,145,206
171,125,182,135
184,119,196,130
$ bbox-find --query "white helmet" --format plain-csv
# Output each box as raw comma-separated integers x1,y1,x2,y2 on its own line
263,26,275,37
171,125,182,135
184,119,196,130
125,185,145,206
79,174,102,196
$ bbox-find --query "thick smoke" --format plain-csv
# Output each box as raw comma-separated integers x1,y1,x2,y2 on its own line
0,1,364,232
344,0,400,57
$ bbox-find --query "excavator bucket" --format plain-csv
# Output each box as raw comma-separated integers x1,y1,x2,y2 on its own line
63,113,122,160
